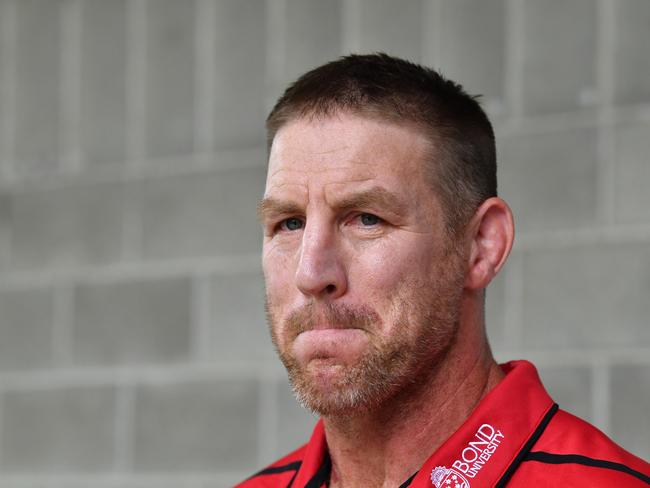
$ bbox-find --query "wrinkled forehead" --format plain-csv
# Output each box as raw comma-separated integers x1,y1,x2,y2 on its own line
265,114,433,194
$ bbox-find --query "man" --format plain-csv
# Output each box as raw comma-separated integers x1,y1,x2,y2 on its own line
237,54,650,487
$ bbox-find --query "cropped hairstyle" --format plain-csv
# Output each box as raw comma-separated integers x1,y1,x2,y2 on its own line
266,53,497,235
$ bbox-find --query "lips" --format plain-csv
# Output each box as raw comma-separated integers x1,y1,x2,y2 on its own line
291,328,369,365
282,302,380,345
304,323,360,331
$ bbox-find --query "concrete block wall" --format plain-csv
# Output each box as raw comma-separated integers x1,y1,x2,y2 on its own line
0,1,648,486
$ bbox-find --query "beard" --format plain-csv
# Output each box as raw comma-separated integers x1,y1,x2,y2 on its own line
266,255,465,417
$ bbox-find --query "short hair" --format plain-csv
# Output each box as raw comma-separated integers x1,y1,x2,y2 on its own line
266,53,497,235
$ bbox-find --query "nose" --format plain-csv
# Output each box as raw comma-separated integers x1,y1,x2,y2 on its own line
295,220,348,299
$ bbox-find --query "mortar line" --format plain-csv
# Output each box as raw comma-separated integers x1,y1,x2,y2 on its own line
591,359,610,435
258,374,278,467
596,0,617,225
265,0,287,113
120,178,143,262
0,349,643,392
342,0,362,54
504,0,525,120
0,472,251,485
0,146,267,194
1,216,648,285
114,383,135,473
52,282,74,367
2,218,649,285
494,348,650,367
0,361,290,392
190,273,213,362
0,0,17,182
433,0,444,68
194,0,216,156
0,253,263,288
420,0,440,67
0,384,5,469
502,250,524,349
59,0,82,173
0,0,15,269
515,223,650,249
126,0,147,167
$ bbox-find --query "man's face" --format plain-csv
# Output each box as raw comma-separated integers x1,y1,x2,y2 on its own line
260,113,466,415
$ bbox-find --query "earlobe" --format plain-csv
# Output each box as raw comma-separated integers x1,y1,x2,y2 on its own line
464,197,515,290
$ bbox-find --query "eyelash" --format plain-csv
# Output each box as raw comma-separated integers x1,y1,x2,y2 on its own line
278,217,304,232
273,213,383,234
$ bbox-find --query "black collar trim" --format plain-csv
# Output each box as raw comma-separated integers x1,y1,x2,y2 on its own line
524,451,650,484
495,403,559,487
250,460,302,479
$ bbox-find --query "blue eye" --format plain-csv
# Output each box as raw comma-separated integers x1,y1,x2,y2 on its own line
360,214,380,226
282,218,303,231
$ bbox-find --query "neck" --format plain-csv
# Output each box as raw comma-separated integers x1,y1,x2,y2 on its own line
323,299,503,488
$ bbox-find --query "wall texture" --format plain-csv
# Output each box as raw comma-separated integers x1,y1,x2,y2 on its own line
0,0,648,486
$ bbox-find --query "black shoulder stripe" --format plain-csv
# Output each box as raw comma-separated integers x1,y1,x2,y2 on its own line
251,460,302,478
495,403,559,487
398,470,419,487
305,452,331,488
525,451,650,484
287,467,300,488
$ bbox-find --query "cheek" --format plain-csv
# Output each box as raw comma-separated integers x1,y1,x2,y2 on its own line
263,248,295,306
352,236,438,291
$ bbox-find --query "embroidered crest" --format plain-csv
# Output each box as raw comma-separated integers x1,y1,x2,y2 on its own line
430,466,470,488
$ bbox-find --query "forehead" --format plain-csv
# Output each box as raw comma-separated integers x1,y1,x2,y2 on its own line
266,114,432,198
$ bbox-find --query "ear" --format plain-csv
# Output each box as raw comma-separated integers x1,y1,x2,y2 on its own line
464,197,514,290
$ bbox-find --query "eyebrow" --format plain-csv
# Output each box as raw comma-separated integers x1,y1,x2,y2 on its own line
258,187,407,223
257,197,303,223
333,187,407,216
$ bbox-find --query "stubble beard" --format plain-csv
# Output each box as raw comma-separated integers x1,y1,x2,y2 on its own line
266,261,464,417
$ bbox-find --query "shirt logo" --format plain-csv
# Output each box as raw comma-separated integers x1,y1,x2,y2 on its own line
432,423,505,486
430,466,470,488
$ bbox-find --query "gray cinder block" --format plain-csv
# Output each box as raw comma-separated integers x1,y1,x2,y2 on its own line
146,0,195,159
275,378,318,459
10,182,125,270
0,194,11,270
538,366,593,424
140,166,265,260
614,122,650,224
73,276,192,365
520,0,597,114
80,0,127,166
14,0,61,173
613,0,650,105
356,0,423,62
436,0,505,105
210,271,275,363
1,386,117,471
610,364,650,460
284,0,342,82
213,0,267,150
133,379,259,471
485,261,508,350
0,287,53,371
522,243,650,348
498,128,599,232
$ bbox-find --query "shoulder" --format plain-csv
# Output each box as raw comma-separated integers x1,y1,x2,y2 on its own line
509,408,650,486
234,445,307,488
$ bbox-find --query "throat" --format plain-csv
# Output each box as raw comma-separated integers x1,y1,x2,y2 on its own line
322,355,504,488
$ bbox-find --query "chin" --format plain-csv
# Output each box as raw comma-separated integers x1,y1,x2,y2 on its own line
293,381,374,417
286,358,400,416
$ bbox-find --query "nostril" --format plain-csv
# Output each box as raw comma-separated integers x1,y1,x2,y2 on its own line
325,284,336,294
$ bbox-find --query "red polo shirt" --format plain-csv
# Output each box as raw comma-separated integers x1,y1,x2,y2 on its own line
236,360,650,487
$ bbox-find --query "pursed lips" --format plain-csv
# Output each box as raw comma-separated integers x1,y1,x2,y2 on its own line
303,323,362,331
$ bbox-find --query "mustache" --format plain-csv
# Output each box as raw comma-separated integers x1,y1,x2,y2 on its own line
284,302,381,337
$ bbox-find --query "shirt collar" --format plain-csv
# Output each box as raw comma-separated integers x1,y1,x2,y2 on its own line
291,360,556,488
